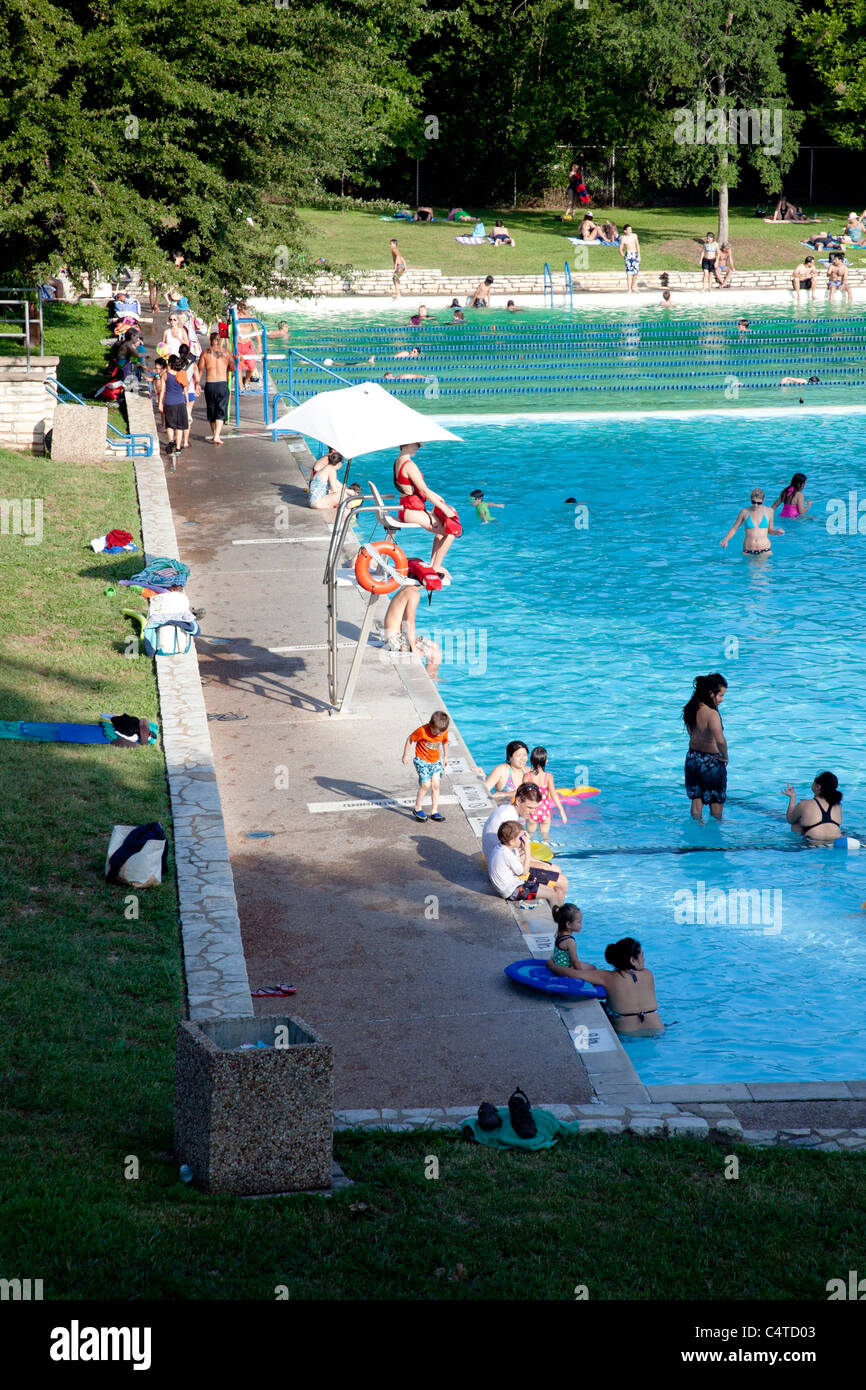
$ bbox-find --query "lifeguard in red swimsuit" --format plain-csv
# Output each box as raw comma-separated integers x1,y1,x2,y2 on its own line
393,442,461,573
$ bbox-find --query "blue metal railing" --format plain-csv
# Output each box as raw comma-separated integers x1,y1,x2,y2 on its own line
44,378,154,457
229,305,271,424
543,262,553,308
564,260,573,311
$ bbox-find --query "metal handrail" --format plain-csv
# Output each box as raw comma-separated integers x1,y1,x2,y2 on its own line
229,306,271,424
542,262,553,308
564,260,573,310
0,288,44,367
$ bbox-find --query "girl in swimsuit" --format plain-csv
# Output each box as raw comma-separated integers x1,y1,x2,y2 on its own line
393,442,461,573
720,487,784,556
485,740,529,797
309,448,348,509
772,473,811,519
784,771,843,843
568,938,665,1035
700,232,718,291
545,903,595,978
521,746,568,841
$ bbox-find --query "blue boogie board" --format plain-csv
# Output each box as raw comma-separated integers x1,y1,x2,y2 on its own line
504,958,606,999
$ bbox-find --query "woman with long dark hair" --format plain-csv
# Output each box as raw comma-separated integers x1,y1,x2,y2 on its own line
772,473,811,519
784,772,843,843
568,937,665,1035
683,673,728,821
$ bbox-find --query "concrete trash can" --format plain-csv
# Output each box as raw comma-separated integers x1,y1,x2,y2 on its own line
174,1014,334,1195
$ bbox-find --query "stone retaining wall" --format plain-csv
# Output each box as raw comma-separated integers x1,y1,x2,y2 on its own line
296,268,866,297
0,356,59,454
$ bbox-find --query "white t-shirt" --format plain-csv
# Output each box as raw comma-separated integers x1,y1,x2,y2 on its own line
487,842,525,898
481,804,519,861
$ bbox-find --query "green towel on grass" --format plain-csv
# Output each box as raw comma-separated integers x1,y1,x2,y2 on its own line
462,1106,579,1150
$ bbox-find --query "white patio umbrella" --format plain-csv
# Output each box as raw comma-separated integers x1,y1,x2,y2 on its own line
269,380,461,456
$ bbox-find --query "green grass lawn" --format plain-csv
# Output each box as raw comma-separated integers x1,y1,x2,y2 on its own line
301,204,859,277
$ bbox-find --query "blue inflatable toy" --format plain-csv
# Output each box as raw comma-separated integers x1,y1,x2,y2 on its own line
504,958,606,999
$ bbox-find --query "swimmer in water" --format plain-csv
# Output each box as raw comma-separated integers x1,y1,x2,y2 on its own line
469,488,504,522
784,771,843,843
737,318,750,332
720,487,784,555
683,672,728,821
781,375,819,386
568,938,665,1035
772,472,811,518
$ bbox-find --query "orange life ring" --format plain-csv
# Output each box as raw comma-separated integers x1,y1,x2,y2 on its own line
354,540,408,594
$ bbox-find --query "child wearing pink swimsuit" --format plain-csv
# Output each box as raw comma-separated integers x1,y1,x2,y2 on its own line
521,747,567,838
773,473,810,519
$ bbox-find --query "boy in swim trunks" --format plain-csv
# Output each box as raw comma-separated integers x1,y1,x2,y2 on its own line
403,710,449,822
792,256,817,302
619,225,640,293
390,239,407,299
827,254,852,303
469,489,504,523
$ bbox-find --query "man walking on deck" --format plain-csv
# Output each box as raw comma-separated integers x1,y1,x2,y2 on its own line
199,333,232,445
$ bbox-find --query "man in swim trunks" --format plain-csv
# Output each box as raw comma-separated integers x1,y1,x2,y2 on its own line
390,239,407,299
827,254,852,303
792,256,817,301
619,225,640,293
199,333,231,445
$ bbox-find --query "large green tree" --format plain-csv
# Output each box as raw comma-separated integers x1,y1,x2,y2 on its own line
640,0,802,241
0,0,427,309
796,0,866,148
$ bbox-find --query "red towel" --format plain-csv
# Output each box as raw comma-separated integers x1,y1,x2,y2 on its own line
106,529,135,548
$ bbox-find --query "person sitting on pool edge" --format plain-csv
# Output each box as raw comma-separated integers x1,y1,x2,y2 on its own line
568,938,665,1035
485,740,529,797
481,787,569,898
784,771,844,843
487,820,566,910
546,903,595,977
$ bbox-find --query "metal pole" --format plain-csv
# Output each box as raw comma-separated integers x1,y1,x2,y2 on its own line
513,170,517,208
611,148,615,207
809,147,814,204
416,158,420,207
24,297,30,370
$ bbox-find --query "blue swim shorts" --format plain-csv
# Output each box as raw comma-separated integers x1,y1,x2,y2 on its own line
414,757,443,784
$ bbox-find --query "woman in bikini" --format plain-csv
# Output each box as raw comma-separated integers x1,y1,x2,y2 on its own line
683,672,728,822
521,746,568,842
772,473,811,519
568,938,665,1036
484,740,529,798
393,442,461,573
700,232,718,291
720,487,784,556
784,772,843,843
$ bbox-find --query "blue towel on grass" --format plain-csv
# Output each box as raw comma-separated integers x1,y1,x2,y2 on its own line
462,1106,580,1150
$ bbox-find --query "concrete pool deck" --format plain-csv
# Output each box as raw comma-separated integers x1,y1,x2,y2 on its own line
134,309,866,1139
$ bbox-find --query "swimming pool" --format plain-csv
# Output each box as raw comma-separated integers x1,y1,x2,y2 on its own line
359,410,866,1083
269,307,866,413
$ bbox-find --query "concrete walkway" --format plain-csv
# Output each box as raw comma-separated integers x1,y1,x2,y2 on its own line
160,376,596,1110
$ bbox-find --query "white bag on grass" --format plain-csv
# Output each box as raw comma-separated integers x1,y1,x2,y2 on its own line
105,823,168,887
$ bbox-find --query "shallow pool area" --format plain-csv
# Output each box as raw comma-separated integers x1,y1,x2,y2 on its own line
357,410,866,1084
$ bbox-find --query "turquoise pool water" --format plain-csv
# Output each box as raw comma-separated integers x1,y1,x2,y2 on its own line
270,308,866,413
357,410,866,1083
